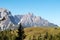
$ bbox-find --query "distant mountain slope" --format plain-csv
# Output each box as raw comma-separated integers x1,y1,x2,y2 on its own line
24,27,60,40
14,13,58,27
0,8,17,30
0,8,58,30
14,15,23,24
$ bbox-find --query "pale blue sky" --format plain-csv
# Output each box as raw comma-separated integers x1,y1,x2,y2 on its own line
0,0,60,26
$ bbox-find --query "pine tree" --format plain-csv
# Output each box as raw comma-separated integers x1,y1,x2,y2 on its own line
15,23,25,40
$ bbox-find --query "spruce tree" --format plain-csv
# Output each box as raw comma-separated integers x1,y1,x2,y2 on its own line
16,23,25,40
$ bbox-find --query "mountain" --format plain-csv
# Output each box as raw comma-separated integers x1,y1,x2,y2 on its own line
0,8,17,30
14,15,23,24
0,8,58,30
14,13,58,27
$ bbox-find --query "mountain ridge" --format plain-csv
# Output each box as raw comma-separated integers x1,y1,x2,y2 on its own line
14,13,58,27
0,8,58,30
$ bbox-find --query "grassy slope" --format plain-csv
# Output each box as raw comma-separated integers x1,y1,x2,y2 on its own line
24,27,60,40
1,27,60,40
10,27,60,40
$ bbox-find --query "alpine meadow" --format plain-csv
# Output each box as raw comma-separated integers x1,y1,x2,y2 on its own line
0,0,60,40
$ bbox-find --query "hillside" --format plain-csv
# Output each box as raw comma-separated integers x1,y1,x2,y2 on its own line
24,27,60,40
15,13,58,27
0,8,58,31
0,27,60,40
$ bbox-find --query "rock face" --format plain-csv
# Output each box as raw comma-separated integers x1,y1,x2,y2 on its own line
14,15,23,24
16,13,58,27
0,8,58,30
0,8,17,30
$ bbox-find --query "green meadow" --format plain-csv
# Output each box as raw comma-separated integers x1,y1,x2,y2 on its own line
0,27,60,40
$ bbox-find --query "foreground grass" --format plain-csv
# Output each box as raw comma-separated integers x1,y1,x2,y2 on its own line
24,27,60,40
24,27,60,35
0,27,60,40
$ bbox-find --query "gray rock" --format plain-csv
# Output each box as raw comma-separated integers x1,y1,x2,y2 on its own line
17,13,58,27
0,8,58,31
0,8,17,31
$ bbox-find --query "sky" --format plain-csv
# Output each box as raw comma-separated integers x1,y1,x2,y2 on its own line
0,0,60,26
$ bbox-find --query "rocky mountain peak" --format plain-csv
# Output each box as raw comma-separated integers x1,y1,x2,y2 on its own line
25,13,34,17
0,8,17,30
0,8,58,30
17,13,58,27
0,8,6,12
